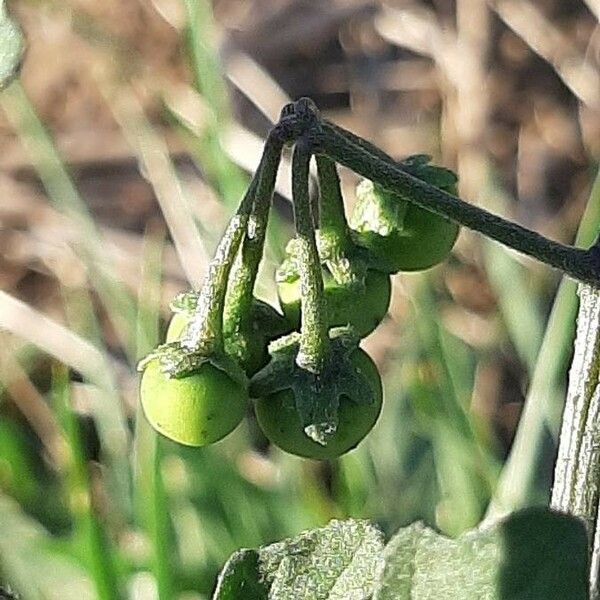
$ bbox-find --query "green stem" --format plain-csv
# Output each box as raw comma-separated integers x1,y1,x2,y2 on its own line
316,156,349,236
292,139,330,372
323,119,397,168
224,131,283,331
180,186,255,352
315,156,354,264
320,121,600,287
315,154,367,289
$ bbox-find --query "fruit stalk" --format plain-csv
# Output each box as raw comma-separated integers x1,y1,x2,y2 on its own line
179,179,256,352
315,155,350,245
292,138,330,372
224,129,283,331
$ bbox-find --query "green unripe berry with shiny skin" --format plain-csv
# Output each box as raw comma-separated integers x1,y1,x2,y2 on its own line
254,348,383,460
277,268,391,338
140,360,247,447
351,179,459,273
166,299,290,377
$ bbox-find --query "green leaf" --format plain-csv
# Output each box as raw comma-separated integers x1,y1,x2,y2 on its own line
213,519,385,600
0,1,24,90
374,507,589,600
213,549,269,599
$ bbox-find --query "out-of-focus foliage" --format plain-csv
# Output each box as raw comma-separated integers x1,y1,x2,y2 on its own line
0,0,599,597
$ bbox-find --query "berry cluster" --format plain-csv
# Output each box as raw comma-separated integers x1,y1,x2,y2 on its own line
138,98,460,459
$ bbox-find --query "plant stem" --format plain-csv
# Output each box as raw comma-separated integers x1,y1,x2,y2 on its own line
315,156,349,238
320,121,600,287
315,155,357,277
314,154,367,288
224,130,283,331
180,186,256,352
323,119,398,167
550,284,600,598
292,139,330,372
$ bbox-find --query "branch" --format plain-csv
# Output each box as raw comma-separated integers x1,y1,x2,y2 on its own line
319,120,600,287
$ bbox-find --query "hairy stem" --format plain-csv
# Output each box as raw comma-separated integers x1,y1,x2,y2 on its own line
320,121,600,287
224,130,283,332
180,186,256,352
315,154,367,289
292,139,329,372
316,156,349,238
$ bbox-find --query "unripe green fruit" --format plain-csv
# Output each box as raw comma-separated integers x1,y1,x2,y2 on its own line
166,300,290,376
140,360,247,447
254,349,383,459
351,179,459,272
277,268,391,337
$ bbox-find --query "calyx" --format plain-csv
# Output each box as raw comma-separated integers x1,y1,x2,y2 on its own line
137,341,247,389
276,234,368,291
249,328,375,446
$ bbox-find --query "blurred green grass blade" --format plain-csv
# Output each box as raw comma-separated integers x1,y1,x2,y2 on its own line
0,421,39,507
172,445,269,550
479,178,545,374
133,226,175,600
100,80,209,290
362,333,443,531
51,364,122,600
135,223,164,358
486,167,600,521
0,290,131,523
412,280,477,439
334,451,376,518
472,171,553,380
133,426,174,600
183,0,229,123
411,278,499,535
164,440,320,590
177,0,289,280
182,0,247,206
483,244,544,372
0,81,138,361
61,286,105,351
575,168,600,247
59,282,133,522
0,493,95,600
